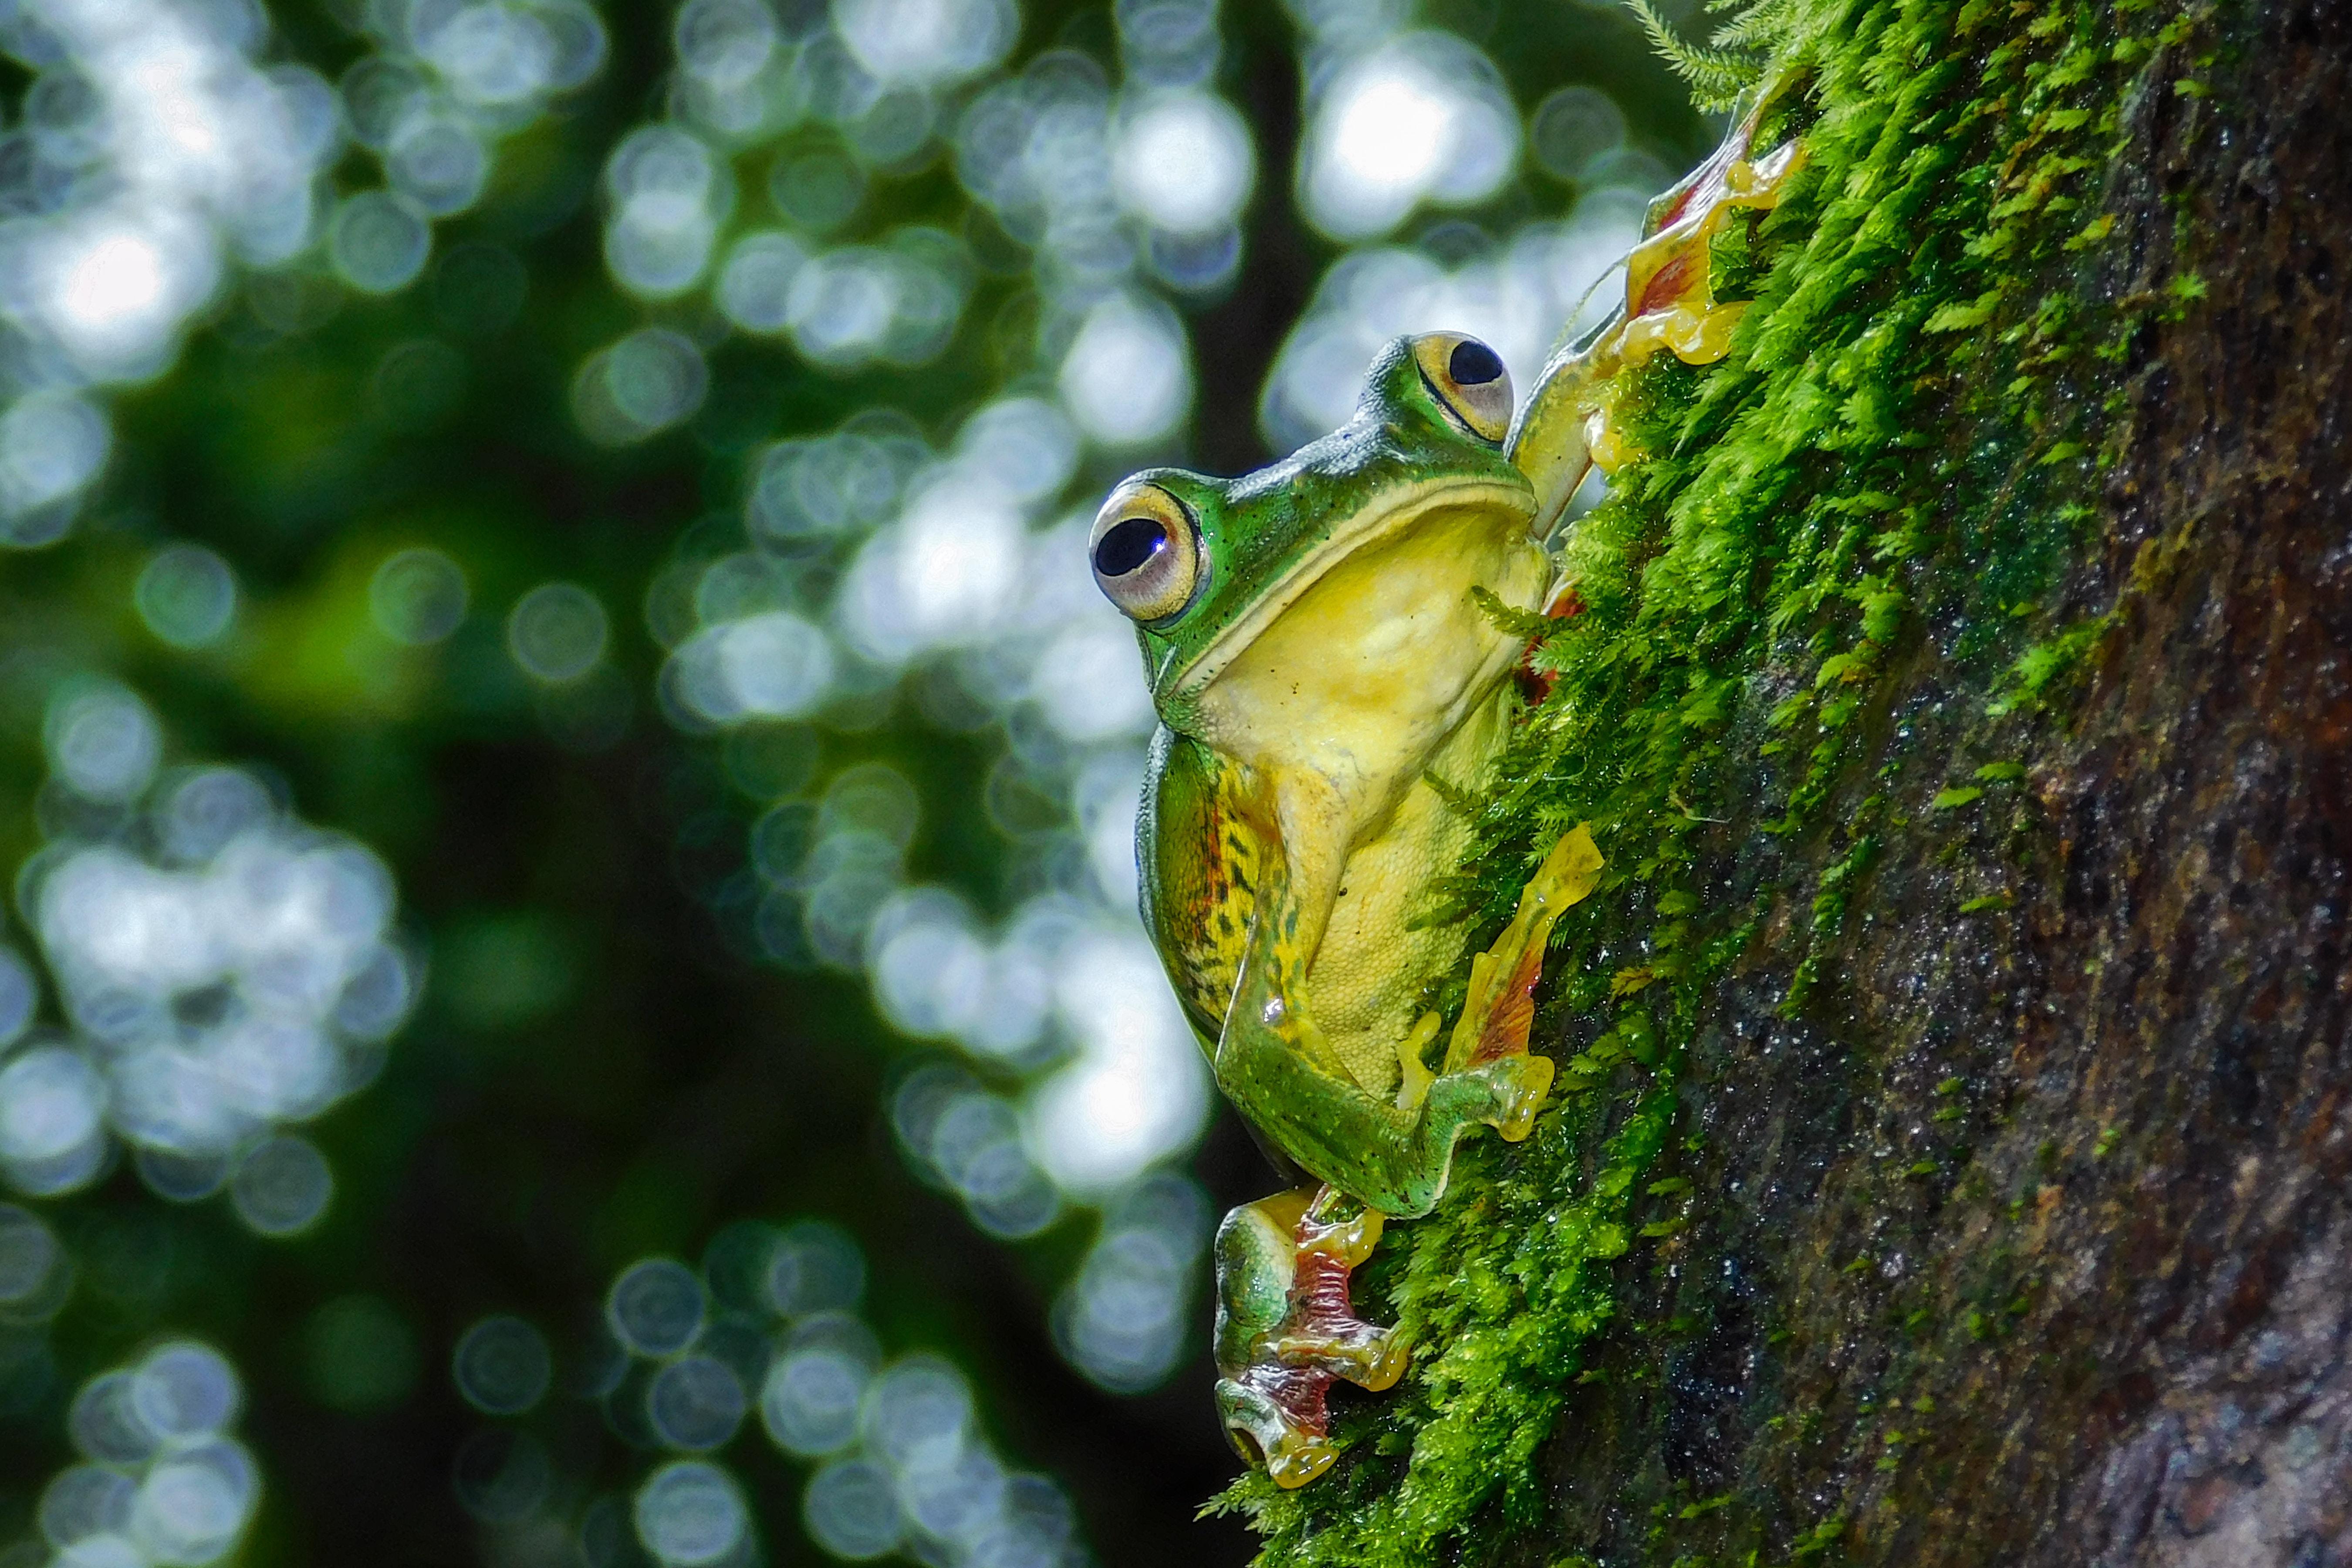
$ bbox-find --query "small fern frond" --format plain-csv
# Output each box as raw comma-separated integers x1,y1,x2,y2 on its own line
1709,0,1804,50
1624,0,1763,111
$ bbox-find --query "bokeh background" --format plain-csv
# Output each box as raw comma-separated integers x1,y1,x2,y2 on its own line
0,0,1711,1562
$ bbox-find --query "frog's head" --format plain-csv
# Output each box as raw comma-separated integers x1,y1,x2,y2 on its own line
1090,332,1538,730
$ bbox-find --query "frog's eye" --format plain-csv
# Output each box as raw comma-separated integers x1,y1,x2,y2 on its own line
1412,333,1514,444
1089,482,1202,623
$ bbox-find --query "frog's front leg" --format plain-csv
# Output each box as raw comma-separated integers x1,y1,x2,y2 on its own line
1215,820,1601,1218
1210,815,1601,1483
1210,1184,1402,1489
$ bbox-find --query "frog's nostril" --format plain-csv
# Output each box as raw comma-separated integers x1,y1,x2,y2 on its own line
1094,516,1169,578
1449,339,1504,386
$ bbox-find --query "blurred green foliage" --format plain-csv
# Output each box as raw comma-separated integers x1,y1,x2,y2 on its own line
0,0,1710,1563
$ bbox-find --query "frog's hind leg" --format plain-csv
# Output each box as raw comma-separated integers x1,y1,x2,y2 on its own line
1212,1185,1405,1489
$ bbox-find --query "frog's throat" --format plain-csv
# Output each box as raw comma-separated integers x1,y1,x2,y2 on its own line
1156,474,1539,706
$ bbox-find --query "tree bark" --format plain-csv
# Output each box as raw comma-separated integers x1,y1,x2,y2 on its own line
1755,2,2352,1557
1221,0,2352,1560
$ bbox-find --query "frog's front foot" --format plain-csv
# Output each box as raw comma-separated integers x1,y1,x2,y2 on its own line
1462,1049,1556,1143
1212,1186,1404,1489
1405,824,1601,1142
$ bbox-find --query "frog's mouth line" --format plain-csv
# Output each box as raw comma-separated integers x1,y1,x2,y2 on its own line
1160,474,1538,704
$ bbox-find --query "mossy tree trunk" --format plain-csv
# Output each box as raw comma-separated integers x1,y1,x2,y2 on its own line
1217,0,2352,1561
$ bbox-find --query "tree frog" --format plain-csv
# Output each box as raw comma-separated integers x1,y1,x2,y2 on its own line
1089,333,1603,1487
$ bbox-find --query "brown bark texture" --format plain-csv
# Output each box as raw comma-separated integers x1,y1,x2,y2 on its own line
1533,1,2352,1560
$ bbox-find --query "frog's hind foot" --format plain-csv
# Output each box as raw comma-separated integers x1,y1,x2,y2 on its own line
1270,1193,1407,1388
1217,1366,1339,1489
1212,1186,1406,1489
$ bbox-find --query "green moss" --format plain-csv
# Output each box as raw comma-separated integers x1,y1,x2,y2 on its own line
1217,0,2195,1557
1987,612,2114,714
1208,1087,1680,1564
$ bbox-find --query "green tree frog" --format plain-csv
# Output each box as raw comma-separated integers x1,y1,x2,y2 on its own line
1088,332,1602,1486
1087,78,1807,1487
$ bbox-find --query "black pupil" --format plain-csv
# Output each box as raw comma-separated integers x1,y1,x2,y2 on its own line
1095,516,1169,578
1449,339,1504,386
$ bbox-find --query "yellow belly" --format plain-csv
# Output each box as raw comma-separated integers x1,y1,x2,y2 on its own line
1150,490,1546,1101
1304,688,1512,1099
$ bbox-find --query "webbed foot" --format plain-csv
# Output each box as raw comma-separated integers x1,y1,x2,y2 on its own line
1399,824,1603,1141
1212,1186,1404,1489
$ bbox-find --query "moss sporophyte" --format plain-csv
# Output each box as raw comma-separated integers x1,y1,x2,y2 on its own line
1092,0,2176,1549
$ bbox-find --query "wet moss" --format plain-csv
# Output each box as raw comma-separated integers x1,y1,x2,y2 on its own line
1208,0,2211,1558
